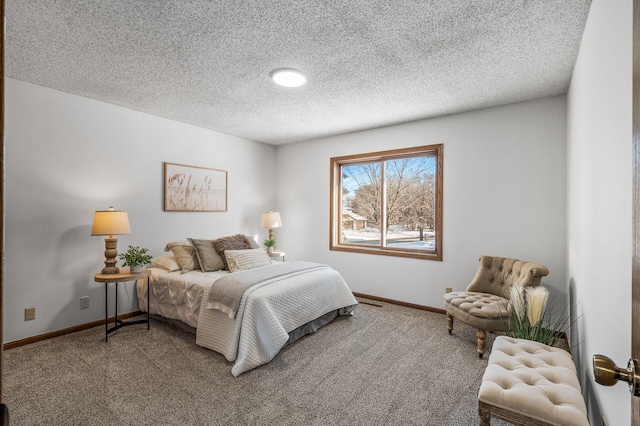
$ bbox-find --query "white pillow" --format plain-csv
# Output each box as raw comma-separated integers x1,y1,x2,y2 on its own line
225,248,271,272
152,255,182,272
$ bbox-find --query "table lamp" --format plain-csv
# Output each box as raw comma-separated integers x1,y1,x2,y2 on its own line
261,210,282,241
91,206,131,274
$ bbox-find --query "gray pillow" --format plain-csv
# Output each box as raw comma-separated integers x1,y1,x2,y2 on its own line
187,238,224,272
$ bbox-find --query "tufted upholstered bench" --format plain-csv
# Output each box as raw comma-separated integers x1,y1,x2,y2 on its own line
478,336,589,426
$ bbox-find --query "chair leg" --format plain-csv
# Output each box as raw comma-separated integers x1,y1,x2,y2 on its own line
477,330,486,358
446,313,453,334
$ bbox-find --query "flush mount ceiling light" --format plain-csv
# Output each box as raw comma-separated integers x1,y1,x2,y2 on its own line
271,69,307,87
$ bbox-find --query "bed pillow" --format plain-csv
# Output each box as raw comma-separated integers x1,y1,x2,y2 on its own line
164,240,201,273
151,255,181,272
225,248,272,272
187,238,224,272
214,234,253,270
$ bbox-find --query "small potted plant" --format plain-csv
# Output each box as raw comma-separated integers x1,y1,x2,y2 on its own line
118,245,153,273
263,237,276,253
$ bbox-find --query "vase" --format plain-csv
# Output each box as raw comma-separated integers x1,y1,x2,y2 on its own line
267,247,274,254
130,265,142,273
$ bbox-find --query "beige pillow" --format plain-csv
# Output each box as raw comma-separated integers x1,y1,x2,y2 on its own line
214,234,252,270
164,240,200,273
151,255,181,272
187,238,224,272
225,248,271,272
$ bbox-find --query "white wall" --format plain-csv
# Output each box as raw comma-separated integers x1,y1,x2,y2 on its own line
276,96,567,312
5,78,276,343
567,0,632,424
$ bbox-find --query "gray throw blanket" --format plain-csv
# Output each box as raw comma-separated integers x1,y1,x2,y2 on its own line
205,261,329,318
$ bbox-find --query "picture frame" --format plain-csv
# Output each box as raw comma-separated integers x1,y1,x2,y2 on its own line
163,162,227,212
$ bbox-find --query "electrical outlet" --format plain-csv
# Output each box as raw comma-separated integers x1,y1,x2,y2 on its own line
80,296,90,310
445,287,452,293
24,307,35,321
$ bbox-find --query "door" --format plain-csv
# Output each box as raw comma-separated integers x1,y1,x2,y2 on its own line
0,0,5,407
633,1,640,422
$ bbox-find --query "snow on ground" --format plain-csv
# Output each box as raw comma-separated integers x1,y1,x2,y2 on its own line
342,227,435,250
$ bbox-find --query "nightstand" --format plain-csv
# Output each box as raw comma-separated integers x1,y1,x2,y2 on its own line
94,269,151,342
268,250,286,262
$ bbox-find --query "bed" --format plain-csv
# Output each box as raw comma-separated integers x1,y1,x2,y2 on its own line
135,235,358,376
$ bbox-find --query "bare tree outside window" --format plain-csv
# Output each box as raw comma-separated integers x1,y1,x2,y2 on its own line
330,145,443,260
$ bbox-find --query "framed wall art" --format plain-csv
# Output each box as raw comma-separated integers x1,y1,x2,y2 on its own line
164,162,227,212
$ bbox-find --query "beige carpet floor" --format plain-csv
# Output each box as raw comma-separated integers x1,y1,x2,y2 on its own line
3,298,509,425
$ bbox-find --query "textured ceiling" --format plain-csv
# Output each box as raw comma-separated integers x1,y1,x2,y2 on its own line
7,1,592,145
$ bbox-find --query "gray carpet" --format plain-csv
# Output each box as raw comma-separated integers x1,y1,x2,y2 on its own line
3,299,509,425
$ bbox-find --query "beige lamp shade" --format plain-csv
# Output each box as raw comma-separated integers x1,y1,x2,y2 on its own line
91,207,131,237
261,211,282,229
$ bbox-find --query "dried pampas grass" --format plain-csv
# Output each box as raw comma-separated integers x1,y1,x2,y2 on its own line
504,285,569,349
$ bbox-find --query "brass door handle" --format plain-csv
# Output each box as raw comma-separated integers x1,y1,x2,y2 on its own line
593,354,640,397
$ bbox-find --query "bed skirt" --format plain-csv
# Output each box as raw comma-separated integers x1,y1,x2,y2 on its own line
288,305,355,343
150,305,355,346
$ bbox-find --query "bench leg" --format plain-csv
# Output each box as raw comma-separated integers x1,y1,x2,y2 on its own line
447,313,453,334
478,401,491,426
477,330,486,358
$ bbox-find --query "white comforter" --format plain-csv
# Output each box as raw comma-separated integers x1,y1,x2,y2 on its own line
137,264,357,376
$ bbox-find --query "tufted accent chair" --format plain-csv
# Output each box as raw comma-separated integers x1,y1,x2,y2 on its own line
443,256,549,358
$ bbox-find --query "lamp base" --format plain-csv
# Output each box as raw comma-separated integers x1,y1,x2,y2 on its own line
102,237,120,275
101,266,120,275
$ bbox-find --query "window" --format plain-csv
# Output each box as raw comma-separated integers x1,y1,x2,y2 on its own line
330,144,443,260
